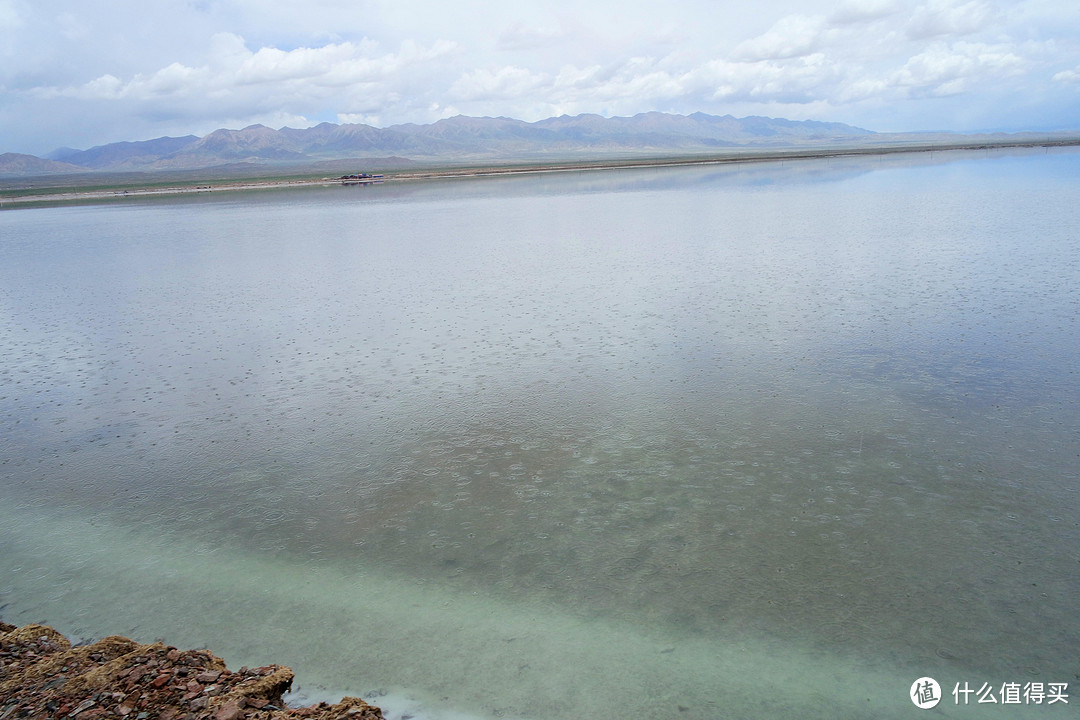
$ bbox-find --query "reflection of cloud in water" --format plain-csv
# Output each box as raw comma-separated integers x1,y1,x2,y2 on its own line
1,148,1079,720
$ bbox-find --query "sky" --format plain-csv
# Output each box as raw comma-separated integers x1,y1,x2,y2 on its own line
1,0,1079,155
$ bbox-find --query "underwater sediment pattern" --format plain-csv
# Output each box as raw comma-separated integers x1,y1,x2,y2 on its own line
2,151,1079,719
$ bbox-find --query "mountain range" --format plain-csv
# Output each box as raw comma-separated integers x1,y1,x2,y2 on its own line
1,112,878,176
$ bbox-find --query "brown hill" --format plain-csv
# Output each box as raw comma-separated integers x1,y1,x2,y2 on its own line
0,153,88,176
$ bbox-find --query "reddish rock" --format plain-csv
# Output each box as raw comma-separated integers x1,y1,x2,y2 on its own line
214,698,244,720
1,623,384,720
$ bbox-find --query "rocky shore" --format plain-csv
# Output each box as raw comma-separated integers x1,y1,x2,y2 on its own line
0,623,382,720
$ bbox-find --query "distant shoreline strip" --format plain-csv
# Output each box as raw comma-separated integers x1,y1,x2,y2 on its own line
3,138,1079,208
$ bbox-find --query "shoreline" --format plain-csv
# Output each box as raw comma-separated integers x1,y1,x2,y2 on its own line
0,622,383,720
3,137,1079,208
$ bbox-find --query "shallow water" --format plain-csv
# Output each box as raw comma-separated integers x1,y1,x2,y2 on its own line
2,149,1079,718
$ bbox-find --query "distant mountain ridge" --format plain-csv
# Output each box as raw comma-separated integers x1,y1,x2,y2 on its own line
5,112,878,175
49,136,201,170
0,153,89,175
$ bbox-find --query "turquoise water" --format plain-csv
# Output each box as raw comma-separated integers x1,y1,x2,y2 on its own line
1,149,1078,718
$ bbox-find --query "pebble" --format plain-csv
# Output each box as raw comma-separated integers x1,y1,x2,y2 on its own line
68,698,95,717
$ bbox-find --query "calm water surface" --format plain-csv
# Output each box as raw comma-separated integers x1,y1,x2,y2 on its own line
1,149,1078,719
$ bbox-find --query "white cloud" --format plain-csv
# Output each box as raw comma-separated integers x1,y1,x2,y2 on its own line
891,41,1028,96
496,23,569,51
0,0,23,58
57,11,89,40
450,65,548,100
906,0,998,40
1052,66,1080,84
35,34,460,104
696,54,842,104
837,77,891,102
3,0,1079,153
594,56,689,99
732,15,833,61
208,31,252,65
336,112,382,126
443,50,860,121
829,0,902,25
448,59,682,112
0,0,21,29
235,43,371,85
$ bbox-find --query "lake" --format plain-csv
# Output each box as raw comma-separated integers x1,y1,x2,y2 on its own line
1,149,1078,719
